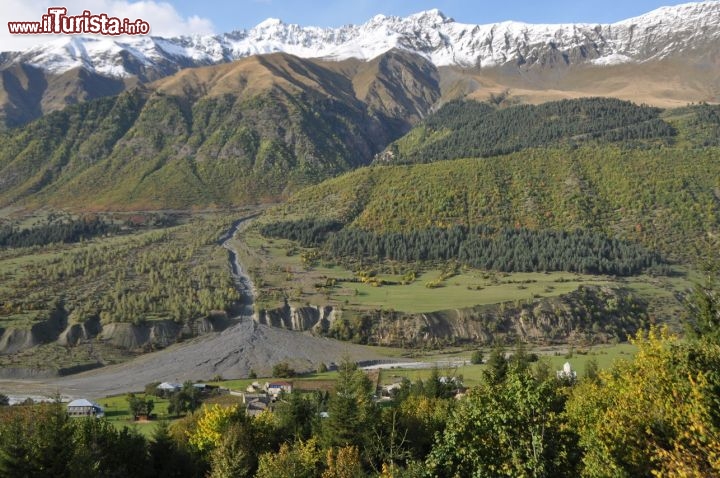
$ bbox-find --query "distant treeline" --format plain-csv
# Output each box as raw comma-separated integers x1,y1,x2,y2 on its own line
261,220,663,276
0,217,120,248
260,219,343,247
392,97,676,163
689,103,720,146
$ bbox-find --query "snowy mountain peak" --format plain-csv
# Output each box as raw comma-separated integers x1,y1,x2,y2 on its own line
255,18,284,29
406,9,452,24
3,1,719,78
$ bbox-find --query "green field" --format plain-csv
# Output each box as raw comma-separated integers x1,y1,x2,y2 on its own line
377,342,638,387
99,393,173,436
207,370,343,392
236,225,692,322
205,342,638,392
333,270,610,313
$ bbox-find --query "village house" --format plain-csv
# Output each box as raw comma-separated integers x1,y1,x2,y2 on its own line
67,398,104,418
156,382,182,394
246,399,269,417
265,381,292,398
381,382,404,398
246,381,263,393
241,391,272,417
242,392,268,405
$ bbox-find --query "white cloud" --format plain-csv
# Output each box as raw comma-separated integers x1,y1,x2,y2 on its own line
1,0,215,51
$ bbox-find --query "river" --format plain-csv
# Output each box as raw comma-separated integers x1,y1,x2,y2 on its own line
219,214,260,318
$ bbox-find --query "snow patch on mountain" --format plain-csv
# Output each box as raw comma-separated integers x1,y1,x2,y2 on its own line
3,1,719,78
591,53,634,66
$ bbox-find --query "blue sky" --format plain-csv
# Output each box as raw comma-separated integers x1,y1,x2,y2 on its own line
170,0,698,32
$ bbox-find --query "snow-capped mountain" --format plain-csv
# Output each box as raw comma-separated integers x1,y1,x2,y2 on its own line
3,1,719,78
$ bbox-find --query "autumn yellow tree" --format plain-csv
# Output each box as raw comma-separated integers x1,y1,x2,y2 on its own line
188,404,243,453
256,438,323,478
567,327,720,477
322,446,364,478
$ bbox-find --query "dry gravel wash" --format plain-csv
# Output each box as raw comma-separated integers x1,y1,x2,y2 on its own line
0,319,392,398
0,214,399,399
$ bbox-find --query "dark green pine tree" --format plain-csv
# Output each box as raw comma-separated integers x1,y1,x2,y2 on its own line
323,358,376,449
149,421,199,478
33,403,74,478
483,344,509,386
0,416,37,478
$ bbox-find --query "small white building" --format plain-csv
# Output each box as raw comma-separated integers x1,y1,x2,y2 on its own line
557,362,577,381
265,381,292,397
67,399,104,418
157,382,182,393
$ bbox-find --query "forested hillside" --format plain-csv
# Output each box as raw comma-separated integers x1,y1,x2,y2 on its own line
0,88,379,209
381,97,678,164
0,215,239,331
3,324,720,477
0,52,440,210
268,103,720,266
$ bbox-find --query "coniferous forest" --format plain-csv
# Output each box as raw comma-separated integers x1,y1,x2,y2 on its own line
0,217,120,248
261,220,663,276
385,97,677,164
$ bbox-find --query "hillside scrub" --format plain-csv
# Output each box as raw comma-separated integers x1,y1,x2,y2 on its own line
0,214,240,329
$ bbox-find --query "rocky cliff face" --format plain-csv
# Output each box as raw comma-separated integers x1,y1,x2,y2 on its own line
0,312,235,356
256,303,339,334
256,285,648,347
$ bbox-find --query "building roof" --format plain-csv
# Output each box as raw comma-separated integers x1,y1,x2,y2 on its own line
157,382,182,390
67,399,102,409
267,381,292,387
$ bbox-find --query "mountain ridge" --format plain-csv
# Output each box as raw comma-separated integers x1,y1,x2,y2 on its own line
3,1,719,77
1,2,718,128
0,50,441,210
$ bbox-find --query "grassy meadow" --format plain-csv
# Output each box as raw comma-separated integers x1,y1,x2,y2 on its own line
235,225,693,323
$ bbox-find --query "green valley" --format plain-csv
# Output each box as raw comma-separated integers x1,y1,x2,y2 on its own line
227,98,720,349
0,96,715,368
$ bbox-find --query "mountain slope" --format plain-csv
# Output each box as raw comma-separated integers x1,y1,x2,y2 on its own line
1,1,719,127
380,97,675,164
0,51,440,209
266,101,720,264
